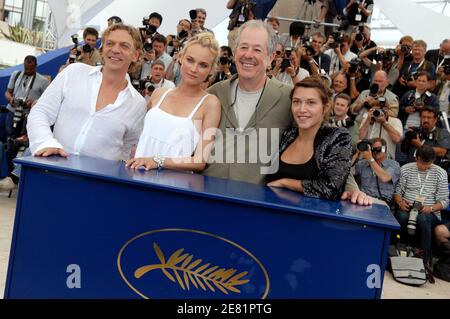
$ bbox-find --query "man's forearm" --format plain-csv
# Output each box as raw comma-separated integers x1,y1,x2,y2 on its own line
382,122,402,144
5,90,13,103
359,118,369,140
227,0,237,9
370,161,392,183
432,146,447,158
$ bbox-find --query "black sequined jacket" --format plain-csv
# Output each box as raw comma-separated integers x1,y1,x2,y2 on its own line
278,125,352,199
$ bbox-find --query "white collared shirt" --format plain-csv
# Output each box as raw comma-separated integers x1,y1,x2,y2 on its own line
27,63,147,161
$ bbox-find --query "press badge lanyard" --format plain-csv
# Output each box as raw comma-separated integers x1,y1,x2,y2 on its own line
417,171,430,197
290,37,300,49
408,59,425,75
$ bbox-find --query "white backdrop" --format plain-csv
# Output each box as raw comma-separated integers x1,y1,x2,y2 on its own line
48,0,230,48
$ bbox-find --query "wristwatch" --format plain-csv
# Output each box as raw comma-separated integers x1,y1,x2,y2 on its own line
153,155,165,170
369,158,375,163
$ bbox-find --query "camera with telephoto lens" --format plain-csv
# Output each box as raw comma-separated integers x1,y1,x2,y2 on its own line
219,56,231,65
12,98,26,128
401,44,412,55
363,83,379,109
355,25,365,42
404,126,421,140
189,9,197,23
357,139,372,152
444,60,450,75
329,117,355,128
348,57,361,74
372,108,384,119
68,34,80,64
407,201,422,235
280,47,293,72
82,43,92,54
301,36,315,56
145,83,156,94
413,96,424,110
329,32,344,49
143,38,153,52
374,49,396,63
178,29,188,40
141,17,157,36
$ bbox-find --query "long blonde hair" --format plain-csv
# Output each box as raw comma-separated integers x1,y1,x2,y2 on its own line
178,32,220,68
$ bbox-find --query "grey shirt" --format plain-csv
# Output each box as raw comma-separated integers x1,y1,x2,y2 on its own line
355,158,401,202
7,71,50,112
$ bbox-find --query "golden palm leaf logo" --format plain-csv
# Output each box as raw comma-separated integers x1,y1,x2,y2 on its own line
134,242,250,295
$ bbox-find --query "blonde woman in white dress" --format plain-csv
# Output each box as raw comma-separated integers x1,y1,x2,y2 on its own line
126,33,221,172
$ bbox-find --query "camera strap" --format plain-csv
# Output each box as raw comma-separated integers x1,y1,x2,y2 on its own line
290,37,300,49
13,72,36,101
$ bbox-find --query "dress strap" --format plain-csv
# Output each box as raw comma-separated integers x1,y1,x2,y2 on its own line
153,88,174,109
188,94,210,119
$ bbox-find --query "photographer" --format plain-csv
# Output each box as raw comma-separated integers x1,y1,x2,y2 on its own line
323,33,358,75
425,38,450,78
191,8,214,35
211,46,237,85
394,145,448,274
139,47,156,81
436,60,450,113
299,32,331,76
340,0,373,32
273,45,309,86
142,60,175,105
152,34,172,72
329,93,359,146
350,25,376,56
358,101,403,160
226,0,256,52
399,71,440,129
354,137,400,206
140,12,163,41
402,107,450,168
359,46,399,88
1,55,50,190
279,22,305,53
394,40,436,98
266,17,280,38
4,56,50,140
69,28,102,67
351,70,400,121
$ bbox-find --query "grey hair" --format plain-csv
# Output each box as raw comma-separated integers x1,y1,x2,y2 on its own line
235,20,277,55
196,8,207,15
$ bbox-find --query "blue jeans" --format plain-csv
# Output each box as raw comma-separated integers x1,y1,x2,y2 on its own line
395,210,440,264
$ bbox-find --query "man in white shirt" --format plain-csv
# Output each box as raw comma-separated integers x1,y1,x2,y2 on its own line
359,104,403,160
27,23,147,161
323,33,357,75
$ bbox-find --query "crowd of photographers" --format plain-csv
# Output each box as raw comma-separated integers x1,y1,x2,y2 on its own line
1,0,450,277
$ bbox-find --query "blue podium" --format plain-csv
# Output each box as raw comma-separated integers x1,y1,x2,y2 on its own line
5,155,399,299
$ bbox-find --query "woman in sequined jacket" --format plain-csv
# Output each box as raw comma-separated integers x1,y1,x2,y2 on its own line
266,77,352,199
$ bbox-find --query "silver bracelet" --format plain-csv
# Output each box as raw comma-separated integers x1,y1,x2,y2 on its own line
153,155,165,170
